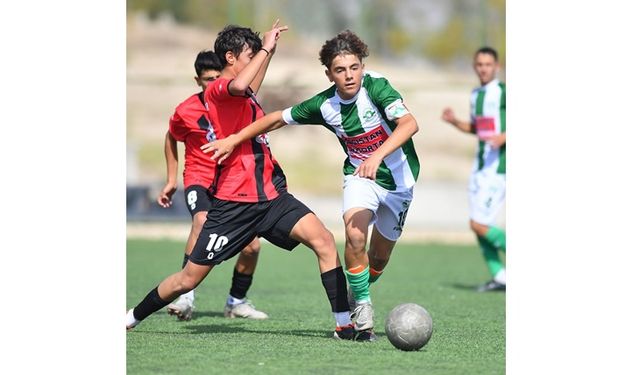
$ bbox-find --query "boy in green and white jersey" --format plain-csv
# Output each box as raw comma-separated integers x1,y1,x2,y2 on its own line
203,30,420,341
442,46,507,292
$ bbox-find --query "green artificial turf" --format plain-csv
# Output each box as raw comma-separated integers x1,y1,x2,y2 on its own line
127,239,505,374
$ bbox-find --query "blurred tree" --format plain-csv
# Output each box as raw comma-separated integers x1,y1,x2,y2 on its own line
127,0,505,69
420,0,505,68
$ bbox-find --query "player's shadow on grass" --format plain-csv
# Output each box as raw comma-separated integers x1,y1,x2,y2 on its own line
183,323,388,339
191,311,226,319
185,324,327,337
449,282,482,291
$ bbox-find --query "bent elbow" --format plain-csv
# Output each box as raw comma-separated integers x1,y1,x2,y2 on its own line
412,121,420,136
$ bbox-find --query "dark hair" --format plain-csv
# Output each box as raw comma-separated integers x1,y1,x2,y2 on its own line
475,46,499,62
319,30,369,68
194,50,222,77
214,25,262,67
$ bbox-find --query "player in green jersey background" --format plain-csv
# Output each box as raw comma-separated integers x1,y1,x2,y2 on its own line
441,46,507,292
202,30,420,341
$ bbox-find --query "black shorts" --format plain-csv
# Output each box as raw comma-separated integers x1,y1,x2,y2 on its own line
189,192,314,266
184,185,213,217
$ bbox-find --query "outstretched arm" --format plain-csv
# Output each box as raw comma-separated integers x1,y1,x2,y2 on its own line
229,20,288,95
157,131,179,207
354,114,419,180
201,111,287,163
441,107,474,133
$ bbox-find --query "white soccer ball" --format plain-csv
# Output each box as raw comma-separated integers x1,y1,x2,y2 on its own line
385,303,433,351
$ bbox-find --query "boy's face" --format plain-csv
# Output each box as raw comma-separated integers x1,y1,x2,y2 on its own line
473,53,499,85
195,69,221,91
326,53,364,100
226,43,255,75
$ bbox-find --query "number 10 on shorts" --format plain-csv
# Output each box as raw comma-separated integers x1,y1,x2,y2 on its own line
206,233,229,259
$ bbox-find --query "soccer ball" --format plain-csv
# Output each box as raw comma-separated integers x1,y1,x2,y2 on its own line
384,303,433,351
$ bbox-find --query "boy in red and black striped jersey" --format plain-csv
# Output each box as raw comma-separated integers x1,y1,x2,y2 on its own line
156,50,267,321
127,21,355,340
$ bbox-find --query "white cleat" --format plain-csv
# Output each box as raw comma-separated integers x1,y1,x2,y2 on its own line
126,309,140,331
223,299,268,320
351,302,374,331
167,297,194,321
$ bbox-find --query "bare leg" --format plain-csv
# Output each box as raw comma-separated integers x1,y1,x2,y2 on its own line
343,208,374,270
158,261,213,302
289,213,341,273
288,212,350,327
367,226,397,275
184,211,208,256
470,219,489,237
234,237,261,274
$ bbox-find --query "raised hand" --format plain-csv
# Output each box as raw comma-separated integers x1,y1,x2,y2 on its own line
262,19,289,53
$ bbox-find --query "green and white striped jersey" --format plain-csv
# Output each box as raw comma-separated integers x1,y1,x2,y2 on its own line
470,79,506,174
282,71,420,192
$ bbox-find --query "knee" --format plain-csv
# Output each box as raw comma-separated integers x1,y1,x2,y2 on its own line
193,212,207,232
345,228,367,252
241,239,261,256
469,220,486,236
177,271,201,291
315,229,336,250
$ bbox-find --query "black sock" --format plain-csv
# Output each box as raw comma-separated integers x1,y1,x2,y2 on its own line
229,268,253,300
320,266,350,313
132,287,171,321
182,254,189,269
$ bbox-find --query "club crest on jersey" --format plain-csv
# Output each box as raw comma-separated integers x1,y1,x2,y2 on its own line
206,124,216,142
362,109,376,121
255,133,269,145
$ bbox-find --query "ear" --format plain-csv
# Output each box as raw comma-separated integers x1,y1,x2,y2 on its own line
225,51,235,65
194,76,200,85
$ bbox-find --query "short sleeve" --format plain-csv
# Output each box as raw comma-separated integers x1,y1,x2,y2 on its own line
209,77,248,103
365,73,409,121
168,111,187,142
282,95,326,125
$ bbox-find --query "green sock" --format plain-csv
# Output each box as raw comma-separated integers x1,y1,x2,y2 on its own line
477,235,504,277
485,226,506,251
345,266,371,304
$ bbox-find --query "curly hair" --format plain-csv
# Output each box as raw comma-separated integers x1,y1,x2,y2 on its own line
214,25,263,67
319,30,369,68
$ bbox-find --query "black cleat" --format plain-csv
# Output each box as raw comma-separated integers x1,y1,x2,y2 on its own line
476,280,506,292
354,329,378,342
333,324,356,340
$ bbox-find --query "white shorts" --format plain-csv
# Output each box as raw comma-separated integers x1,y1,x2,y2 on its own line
468,171,506,225
342,175,414,241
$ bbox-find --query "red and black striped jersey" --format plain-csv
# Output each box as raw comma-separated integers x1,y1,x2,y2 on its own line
204,77,287,202
169,92,216,188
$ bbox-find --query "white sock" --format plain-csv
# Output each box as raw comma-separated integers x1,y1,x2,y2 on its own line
334,311,352,327
126,309,140,328
182,289,195,302
227,295,245,306
494,269,506,284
